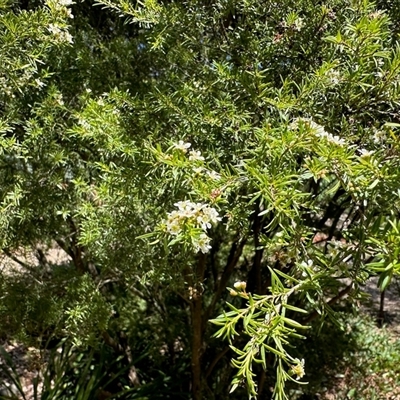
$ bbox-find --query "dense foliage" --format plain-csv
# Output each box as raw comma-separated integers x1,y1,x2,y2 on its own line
1,0,400,398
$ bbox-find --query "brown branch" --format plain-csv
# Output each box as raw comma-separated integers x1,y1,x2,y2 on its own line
55,238,74,260
36,248,48,267
66,217,87,274
2,249,35,272
174,289,191,305
55,237,86,274
378,290,385,328
203,236,248,327
205,346,230,379
210,244,219,289
102,331,140,387
191,253,207,400
102,330,123,353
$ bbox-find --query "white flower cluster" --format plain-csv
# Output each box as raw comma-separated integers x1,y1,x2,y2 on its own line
300,259,316,277
166,200,221,253
173,141,205,161
314,128,345,146
46,0,74,42
326,69,340,85
372,128,386,143
54,93,64,106
78,118,90,130
293,17,304,31
48,24,73,44
47,0,74,17
193,167,221,181
291,118,345,146
281,16,304,32
172,140,222,180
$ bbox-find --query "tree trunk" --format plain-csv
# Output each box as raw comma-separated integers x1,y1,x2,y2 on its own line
191,290,203,400
190,253,206,400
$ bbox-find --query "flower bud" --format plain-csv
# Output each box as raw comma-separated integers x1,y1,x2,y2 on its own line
233,281,247,291
229,289,238,297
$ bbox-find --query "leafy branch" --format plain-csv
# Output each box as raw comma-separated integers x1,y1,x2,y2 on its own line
211,271,310,399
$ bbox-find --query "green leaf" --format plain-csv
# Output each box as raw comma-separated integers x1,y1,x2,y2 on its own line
281,317,308,329
378,271,392,291
281,304,308,314
263,343,286,358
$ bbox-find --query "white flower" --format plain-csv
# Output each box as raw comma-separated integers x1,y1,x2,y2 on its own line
65,8,74,18
192,202,205,214
48,24,62,35
193,167,204,174
290,118,345,145
309,121,328,137
167,210,181,221
358,148,374,158
55,93,64,106
173,140,191,153
46,0,73,8
369,10,384,19
166,210,183,235
293,17,304,31
308,120,345,146
59,0,73,5
35,79,45,88
207,170,221,180
202,206,221,224
166,220,181,235
290,118,325,136
182,207,195,219
174,201,188,211
291,359,305,380
48,24,73,44
78,118,90,129
300,259,313,268
189,150,205,161
325,134,345,146
193,233,212,253
373,129,386,143
327,69,340,85
172,201,220,228
174,201,196,218
197,214,211,230
60,31,73,44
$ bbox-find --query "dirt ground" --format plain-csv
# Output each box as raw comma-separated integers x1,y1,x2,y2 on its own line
362,276,400,335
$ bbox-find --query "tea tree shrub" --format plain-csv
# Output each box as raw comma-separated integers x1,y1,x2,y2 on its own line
1,0,400,399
